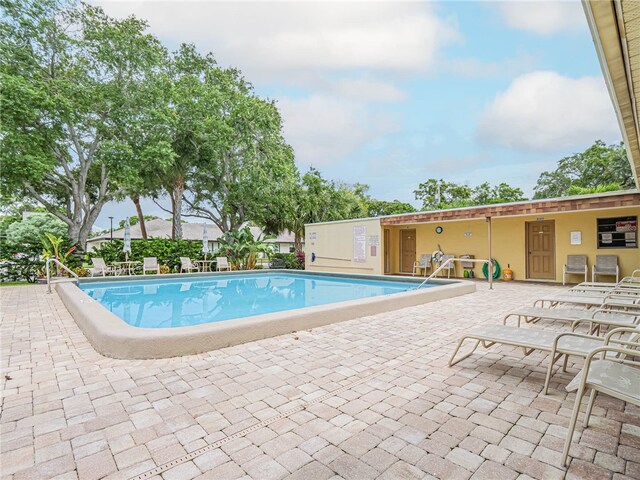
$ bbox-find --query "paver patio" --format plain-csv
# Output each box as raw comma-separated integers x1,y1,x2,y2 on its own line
1,281,638,480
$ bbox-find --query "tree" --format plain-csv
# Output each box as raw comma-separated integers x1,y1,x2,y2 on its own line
366,200,416,216
414,179,526,210
6,214,67,246
118,215,159,229
533,141,635,199
0,0,166,249
179,59,299,234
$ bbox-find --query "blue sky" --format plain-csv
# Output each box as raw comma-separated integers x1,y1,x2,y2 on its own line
95,0,621,229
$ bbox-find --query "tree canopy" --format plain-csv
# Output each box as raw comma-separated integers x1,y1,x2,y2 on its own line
6,214,67,246
414,179,527,210
533,141,635,199
0,0,167,249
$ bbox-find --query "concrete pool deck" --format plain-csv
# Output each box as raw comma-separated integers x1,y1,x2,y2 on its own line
57,271,474,359
1,282,639,480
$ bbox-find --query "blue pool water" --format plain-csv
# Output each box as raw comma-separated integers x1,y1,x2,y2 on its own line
80,273,428,328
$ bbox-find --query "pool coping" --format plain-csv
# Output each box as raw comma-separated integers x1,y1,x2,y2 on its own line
56,270,475,359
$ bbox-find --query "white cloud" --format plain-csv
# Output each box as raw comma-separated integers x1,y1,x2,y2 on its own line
330,78,407,103
477,71,620,151
492,0,586,36
278,94,399,166
97,1,459,82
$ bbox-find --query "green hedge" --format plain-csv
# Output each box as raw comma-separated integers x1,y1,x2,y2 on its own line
88,239,208,271
271,253,304,270
0,241,43,283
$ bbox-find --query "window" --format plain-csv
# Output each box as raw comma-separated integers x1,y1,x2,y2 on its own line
596,216,637,249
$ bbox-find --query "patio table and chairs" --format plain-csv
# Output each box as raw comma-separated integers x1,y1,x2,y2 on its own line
195,259,216,272
112,260,141,276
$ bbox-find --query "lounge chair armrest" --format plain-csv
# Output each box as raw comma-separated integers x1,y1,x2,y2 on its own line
551,331,603,350
603,326,640,345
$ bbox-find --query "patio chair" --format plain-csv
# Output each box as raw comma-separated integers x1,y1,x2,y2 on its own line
563,255,588,285
440,254,457,278
503,307,640,334
142,257,160,275
180,257,199,273
449,324,638,394
88,257,117,277
412,254,432,276
269,257,286,269
592,255,619,283
216,256,231,272
561,326,640,466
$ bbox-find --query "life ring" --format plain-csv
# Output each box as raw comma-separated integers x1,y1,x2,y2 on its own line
482,259,501,279
432,249,444,265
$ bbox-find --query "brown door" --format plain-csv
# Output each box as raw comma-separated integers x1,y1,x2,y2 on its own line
400,229,416,273
526,221,555,279
384,229,390,274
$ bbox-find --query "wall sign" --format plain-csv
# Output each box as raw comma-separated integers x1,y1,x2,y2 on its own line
597,216,637,249
570,231,582,245
353,225,367,262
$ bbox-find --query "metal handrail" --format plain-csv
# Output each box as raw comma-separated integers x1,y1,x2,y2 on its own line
46,257,78,294
416,257,493,289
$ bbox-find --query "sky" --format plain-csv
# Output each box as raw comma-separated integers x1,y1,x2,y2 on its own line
94,0,622,230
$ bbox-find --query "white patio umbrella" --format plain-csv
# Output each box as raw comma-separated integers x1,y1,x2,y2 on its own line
202,224,210,260
123,218,132,261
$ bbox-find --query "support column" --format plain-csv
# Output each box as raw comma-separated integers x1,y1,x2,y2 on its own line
487,216,493,290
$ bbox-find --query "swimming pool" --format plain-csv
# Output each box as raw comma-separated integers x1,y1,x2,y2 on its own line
80,273,424,328
57,271,474,358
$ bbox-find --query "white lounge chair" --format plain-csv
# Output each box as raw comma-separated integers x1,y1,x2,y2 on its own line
180,257,199,273
503,307,640,334
88,258,117,277
142,257,160,275
563,255,588,285
412,254,432,276
216,257,231,272
592,255,619,283
440,254,457,278
561,326,640,466
448,324,605,394
534,291,640,309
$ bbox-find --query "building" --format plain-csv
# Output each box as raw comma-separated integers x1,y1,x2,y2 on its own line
304,191,639,282
87,219,298,254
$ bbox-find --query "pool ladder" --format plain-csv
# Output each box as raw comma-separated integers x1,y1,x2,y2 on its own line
416,257,493,290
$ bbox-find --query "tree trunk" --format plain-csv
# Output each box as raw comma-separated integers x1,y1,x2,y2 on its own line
294,232,303,255
132,195,147,240
171,178,184,239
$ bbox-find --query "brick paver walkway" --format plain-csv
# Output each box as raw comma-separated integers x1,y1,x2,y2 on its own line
1,282,638,480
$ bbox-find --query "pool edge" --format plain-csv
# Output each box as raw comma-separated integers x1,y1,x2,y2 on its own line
56,277,475,359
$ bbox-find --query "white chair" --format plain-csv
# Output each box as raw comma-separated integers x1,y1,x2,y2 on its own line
88,258,117,277
440,254,457,278
216,257,231,272
412,254,432,276
142,257,160,275
563,255,588,285
180,257,199,273
592,255,619,283
561,326,640,466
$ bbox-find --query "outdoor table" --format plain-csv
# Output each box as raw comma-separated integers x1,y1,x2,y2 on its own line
195,259,216,272
112,261,141,276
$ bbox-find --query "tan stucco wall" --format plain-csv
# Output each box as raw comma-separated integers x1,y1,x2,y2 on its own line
385,206,640,282
305,218,383,274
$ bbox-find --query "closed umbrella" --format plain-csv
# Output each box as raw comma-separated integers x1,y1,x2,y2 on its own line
202,224,210,261
123,218,132,261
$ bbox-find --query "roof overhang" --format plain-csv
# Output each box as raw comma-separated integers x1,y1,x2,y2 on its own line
584,0,640,188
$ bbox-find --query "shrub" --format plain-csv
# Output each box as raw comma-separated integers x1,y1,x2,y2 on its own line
88,239,205,271
73,266,89,277
6,214,67,246
0,241,43,283
159,265,170,274
271,253,304,270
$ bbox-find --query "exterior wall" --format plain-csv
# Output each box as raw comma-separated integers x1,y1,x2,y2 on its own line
386,206,640,282
305,218,383,274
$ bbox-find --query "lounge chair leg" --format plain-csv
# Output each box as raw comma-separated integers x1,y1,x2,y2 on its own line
562,355,569,373
562,386,588,467
583,390,598,428
543,352,563,395
449,339,480,367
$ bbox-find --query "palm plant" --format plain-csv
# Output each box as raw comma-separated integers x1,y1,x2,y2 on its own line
218,227,274,270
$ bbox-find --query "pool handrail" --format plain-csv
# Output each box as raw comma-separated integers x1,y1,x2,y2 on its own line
46,257,78,294
416,257,492,290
